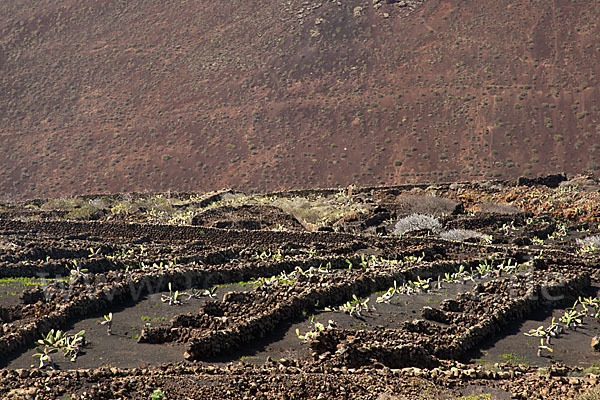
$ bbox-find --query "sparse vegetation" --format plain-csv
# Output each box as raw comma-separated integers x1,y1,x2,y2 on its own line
33,329,86,368
440,229,492,243
296,316,335,341
101,313,113,335
337,294,371,318
32,346,57,369
161,283,183,306
150,389,167,400
576,387,600,400
577,235,600,253
69,260,89,281
184,287,217,299
393,214,442,236
454,395,493,400
2,179,600,399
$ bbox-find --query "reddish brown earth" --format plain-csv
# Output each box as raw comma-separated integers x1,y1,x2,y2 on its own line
0,0,599,199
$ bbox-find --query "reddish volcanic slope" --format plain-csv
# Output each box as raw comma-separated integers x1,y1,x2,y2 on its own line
0,0,599,198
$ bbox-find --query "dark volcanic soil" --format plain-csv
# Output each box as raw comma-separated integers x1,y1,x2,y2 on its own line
2,179,600,399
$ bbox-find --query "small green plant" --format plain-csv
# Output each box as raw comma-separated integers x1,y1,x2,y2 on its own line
36,329,66,348
525,325,550,342
252,266,314,287
296,317,334,341
101,312,113,335
532,236,545,246
254,250,269,260
124,264,138,273
33,346,58,369
500,221,516,234
410,276,431,292
548,222,568,240
33,329,86,367
271,250,282,261
580,297,600,318
402,252,425,263
339,294,370,317
345,258,354,270
296,323,324,341
358,254,371,269
69,260,88,281
560,308,584,330
253,249,283,261
184,286,217,299
476,259,493,277
498,259,519,274
376,280,399,303
501,352,525,364
537,338,553,358
305,249,319,258
88,248,101,258
150,389,166,399
354,293,370,309
442,271,458,283
546,317,565,341
161,283,182,305
61,330,86,361
107,248,135,260
524,310,573,351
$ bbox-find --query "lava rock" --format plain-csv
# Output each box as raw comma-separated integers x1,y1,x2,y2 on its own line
517,173,567,188
591,336,600,352
440,299,462,312
421,306,449,323
21,287,45,304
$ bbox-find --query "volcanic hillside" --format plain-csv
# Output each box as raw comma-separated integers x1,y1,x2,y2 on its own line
0,0,599,198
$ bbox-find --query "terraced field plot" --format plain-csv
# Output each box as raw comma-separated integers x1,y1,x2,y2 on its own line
2,177,600,399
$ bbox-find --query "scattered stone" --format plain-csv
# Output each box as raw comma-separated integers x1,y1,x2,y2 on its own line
591,336,600,352
421,306,448,323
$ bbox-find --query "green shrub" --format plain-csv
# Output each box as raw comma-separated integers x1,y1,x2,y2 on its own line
65,203,102,220
42,197,103,220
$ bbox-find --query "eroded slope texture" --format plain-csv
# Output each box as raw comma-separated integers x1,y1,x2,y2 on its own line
0,0,599,198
